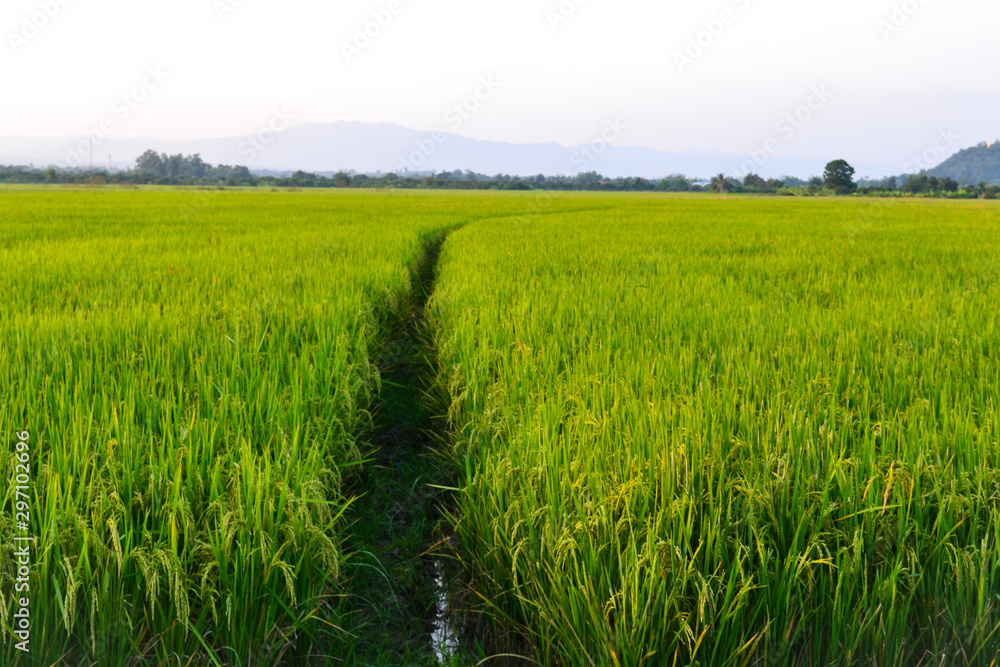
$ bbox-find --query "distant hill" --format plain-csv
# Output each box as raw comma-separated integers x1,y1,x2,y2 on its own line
928,141,1000,185
0,122,898,181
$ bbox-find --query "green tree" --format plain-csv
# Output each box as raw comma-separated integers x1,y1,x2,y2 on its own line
710,173,731,193
190,154,208,179
135,150,165,176
165,154,184,179
823,159,857,194
664,175,691,191
575,171,603,185
902,174,929,193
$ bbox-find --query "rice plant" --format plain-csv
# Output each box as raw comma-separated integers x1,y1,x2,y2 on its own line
7,189,996,665
0,188,484,665
430,196,1000,665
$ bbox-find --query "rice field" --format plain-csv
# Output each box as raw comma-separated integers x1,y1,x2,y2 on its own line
0,189,491,664
430,197,1000,665
2,190,999,665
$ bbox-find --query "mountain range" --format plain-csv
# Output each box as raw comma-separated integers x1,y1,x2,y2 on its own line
0,121,903,181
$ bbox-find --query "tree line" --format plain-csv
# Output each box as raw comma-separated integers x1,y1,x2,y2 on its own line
1,154,997,199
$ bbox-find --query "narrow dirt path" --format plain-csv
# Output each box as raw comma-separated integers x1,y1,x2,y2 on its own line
338,231,456,666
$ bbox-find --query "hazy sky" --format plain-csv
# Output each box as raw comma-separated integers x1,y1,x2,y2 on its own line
2,0,997,169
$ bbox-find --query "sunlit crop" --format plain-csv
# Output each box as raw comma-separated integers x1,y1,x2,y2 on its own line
431,197,1000,665
4,190,999,665
0,188,478,664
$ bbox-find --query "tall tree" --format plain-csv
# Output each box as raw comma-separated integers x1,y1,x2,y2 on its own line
823,159,857,194
190,154,207,179
135,150,165,176
710,173,731,193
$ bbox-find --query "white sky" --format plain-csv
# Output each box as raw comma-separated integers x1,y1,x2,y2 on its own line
1,0,997,168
